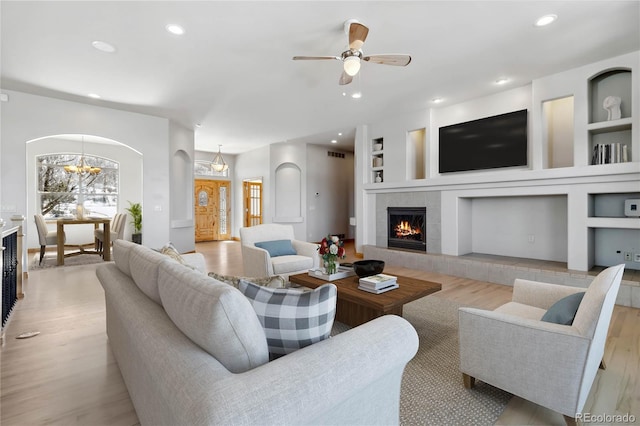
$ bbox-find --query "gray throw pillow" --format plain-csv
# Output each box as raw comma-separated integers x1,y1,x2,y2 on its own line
541,292,585,325
238,279,337,360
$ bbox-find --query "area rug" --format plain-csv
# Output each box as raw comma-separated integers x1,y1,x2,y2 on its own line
333,296,512,425
29,251,111,270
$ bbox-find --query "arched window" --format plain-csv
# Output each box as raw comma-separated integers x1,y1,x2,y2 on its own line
37,154,119,218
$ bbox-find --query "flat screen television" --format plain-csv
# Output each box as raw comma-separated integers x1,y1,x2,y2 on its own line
439,109,528,173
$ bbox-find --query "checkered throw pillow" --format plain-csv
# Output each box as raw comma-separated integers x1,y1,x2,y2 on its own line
238,279,337,359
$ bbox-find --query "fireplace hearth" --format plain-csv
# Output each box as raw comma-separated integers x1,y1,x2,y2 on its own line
387,207,426,252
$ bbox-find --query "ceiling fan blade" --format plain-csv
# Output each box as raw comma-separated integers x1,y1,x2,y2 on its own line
292,55,341,61
348,22,369,50
339,71,353,86
362,54,412,66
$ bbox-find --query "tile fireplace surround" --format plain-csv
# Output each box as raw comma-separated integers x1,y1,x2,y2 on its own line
371,191,639,308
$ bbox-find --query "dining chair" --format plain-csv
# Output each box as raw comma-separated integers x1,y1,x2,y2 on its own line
95,213,126,258
34,214,65,265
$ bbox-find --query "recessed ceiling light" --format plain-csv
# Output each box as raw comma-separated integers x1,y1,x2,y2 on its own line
535,14,557,27
495,77,509,85
432,97,443,104
88,93,101,99
331,139,338,144
338,132,342,136
166,24,185,35
351,92,362,99
91,40,116,53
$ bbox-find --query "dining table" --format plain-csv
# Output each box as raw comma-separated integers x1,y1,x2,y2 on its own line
56,217,111,265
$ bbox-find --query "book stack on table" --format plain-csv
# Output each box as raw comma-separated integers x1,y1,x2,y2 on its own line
358,273,399,294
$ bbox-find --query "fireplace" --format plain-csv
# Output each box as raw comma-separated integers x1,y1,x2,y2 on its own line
387,207,426,252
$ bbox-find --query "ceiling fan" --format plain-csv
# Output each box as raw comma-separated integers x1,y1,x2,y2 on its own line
293,19,412,85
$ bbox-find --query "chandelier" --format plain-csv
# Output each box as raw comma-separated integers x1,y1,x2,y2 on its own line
64,136,101,175
211,144,228,172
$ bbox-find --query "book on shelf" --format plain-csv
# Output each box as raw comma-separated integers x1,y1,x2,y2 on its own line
358,282,399,294
591,143,628,165
358,273,397,290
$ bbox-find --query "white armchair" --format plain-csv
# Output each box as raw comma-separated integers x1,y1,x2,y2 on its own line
239,224,320,279
458,264,624,425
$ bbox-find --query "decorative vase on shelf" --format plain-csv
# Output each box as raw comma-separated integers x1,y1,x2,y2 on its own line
375,172,382,183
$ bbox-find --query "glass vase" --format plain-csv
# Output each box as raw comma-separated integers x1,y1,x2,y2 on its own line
325,258,338,275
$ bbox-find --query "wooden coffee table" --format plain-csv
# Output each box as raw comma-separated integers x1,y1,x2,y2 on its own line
289,272,441,327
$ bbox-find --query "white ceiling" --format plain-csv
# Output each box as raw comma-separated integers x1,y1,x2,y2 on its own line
2,1,639,155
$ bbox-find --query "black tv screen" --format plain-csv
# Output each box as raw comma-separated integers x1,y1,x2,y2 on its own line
439,109,528,173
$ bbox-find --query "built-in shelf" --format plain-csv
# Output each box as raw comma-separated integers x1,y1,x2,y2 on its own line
586,217,640,229
588,68,633,165
371,137,384,183
587,117,633,134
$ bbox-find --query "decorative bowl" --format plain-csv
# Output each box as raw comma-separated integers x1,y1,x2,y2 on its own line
353,260,385,278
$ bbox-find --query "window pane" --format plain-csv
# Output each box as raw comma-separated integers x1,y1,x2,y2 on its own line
37,153,119,219
219,186,227,234
84,195,117,217
41,193,78,217
82,169,118,194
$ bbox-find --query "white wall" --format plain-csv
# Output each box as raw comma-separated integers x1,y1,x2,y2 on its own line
471,196,568,262
367,109,430,183
306,144,354,242
232,141,354,244
1,90,171,250
233,145,270,238
269,142,307,239
169,122,196,253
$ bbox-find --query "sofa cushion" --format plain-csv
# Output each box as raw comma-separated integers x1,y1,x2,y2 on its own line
254,239,296,257
129,243,169,304
113,239,136,277
541,292,586,325
238,279,337,359
271,255,314,275
208,271,286,289
159,262,269,373
494,301,547,321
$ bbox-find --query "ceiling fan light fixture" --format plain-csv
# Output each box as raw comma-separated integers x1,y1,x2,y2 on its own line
343,56,361,76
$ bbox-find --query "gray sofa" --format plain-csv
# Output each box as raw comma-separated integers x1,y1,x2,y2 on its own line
96,240,419,425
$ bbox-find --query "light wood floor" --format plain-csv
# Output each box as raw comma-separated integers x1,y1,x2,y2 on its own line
1,241,638,425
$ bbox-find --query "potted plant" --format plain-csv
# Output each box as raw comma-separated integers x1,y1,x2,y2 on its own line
125,201,142,244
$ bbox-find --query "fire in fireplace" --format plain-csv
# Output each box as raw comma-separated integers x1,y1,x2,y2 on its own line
387,207,426,251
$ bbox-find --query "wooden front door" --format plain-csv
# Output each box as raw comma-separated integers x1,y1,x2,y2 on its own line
243,180,263,227
195,179,231,242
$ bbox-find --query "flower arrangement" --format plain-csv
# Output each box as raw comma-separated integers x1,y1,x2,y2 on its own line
318,235,346,275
